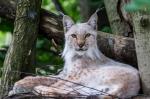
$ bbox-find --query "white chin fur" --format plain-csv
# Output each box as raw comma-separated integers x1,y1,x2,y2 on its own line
86,47,101,60
76,51,86,55
62,45,101,61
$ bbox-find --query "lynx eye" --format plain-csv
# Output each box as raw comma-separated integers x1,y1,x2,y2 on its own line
85,33,91,38
71,34,77,38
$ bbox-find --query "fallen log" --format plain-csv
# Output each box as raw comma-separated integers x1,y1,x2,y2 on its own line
4,93,150,99
98,32,137,67
0,0,137,66
4,92,100,99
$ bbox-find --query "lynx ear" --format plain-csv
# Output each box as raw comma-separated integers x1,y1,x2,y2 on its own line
87,11,98,30
63,15,74,32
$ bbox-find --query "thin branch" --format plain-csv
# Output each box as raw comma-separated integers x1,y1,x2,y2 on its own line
51,0,67,15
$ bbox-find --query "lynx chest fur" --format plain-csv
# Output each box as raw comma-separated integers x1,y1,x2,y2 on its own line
9,11,140,99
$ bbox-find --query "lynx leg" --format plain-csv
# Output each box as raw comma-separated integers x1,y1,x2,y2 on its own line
97,85,124,99
33,85,74,96
9,76,57,96
33,80,78,96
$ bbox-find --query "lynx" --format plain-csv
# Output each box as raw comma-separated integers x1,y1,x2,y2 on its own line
9,11,140,99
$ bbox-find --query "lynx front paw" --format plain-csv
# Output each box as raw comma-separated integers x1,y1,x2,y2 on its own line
8,84,32,96
8,76,35,96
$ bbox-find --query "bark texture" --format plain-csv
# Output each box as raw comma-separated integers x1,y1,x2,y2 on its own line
104,0,133,37
98,32,137,67
4,92,150,99
133,13,150,95
0,0,41,97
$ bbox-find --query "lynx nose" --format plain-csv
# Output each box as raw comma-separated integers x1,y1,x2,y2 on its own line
78,43,84,48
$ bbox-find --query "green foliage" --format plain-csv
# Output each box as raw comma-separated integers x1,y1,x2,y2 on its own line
125,0,150,12
36,37,63,75
0,18,13,47
0,18,13,68
101,26,112,33
0,18,13,32
42,0,81,21
59,0,81,21
0,31,6,47
42,0,56,14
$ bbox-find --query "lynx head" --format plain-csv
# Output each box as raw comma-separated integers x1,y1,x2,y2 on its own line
62,12,101,60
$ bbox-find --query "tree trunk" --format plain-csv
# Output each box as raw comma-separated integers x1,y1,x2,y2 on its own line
132,13,150,95
78,0,91,21
0,0,41,97
104,0,133,37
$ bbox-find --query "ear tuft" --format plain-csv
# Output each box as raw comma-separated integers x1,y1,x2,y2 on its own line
87,11,98,30
63,15,74,32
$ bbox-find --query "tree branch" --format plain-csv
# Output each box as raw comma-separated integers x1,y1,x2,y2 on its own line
51,0,66,14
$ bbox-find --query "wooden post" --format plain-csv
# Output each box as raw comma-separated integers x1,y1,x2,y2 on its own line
0,0,41,97
133,13,150,95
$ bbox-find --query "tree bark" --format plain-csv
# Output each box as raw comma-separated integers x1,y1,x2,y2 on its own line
0,0,41,97
97,31,137,67
104,0,133,37
132,13,150,95
4,92,150,99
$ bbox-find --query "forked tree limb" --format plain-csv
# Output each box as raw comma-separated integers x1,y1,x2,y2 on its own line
0,0,137,66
